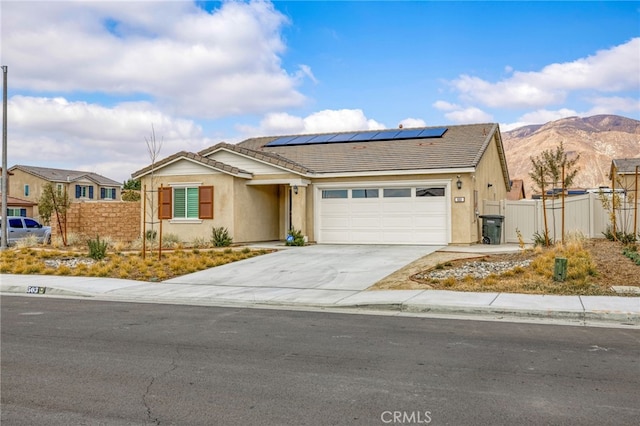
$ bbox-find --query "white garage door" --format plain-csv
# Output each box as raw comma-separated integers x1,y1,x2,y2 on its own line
318,186,449,244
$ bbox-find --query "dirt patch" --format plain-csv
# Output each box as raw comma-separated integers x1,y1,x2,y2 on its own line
370,239,639,295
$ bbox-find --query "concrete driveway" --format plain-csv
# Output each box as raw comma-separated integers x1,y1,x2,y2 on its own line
164,244,443,291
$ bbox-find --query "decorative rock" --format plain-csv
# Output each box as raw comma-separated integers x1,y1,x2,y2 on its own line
418,259,533,281
44,258,96,269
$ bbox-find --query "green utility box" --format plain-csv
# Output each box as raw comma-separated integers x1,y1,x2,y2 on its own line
479,215,504,245
554,257,568,282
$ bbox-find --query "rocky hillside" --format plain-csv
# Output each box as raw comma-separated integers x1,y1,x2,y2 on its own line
502,115,640,196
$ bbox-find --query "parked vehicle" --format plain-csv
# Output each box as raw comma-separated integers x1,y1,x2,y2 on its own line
0,216,51,245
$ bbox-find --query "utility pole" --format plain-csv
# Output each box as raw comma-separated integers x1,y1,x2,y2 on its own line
1,65,8,250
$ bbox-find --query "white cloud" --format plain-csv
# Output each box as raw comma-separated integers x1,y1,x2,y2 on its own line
444,107,493,124
6,96,210,183
500,109,579,131
448,38,640,109
3,0,309,119
433,101,493,124
583,96,640,116
433,100,460,112
398,118,427,128
238,109,386,136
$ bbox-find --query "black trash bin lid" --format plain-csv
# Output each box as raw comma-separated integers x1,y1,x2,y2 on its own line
479,215,504,220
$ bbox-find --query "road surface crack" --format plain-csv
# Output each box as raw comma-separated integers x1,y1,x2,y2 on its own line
143,346,180,425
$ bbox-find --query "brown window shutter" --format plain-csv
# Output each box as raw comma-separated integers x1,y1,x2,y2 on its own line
199,186,214,219
159,187,172,219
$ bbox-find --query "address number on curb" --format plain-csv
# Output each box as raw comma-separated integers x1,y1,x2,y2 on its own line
26,286,46,295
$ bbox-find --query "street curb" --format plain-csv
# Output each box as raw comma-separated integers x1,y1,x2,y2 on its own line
2,284,639,326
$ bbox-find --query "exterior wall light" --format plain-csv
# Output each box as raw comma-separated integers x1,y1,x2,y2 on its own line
487,183,493,188
456,175,462,190
293,185,298,195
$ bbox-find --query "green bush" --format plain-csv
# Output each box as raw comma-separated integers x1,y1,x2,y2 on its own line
603,227,637,244
532,231,553,247
88,235,108,260
211,226,233,247
285,228,306,246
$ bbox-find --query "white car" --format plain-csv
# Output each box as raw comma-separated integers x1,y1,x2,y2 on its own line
0,216,52,245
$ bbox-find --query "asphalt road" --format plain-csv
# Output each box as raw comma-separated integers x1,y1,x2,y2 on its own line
2,296,639,426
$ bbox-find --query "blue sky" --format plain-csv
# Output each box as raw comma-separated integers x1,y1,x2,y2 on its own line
1,0,639,183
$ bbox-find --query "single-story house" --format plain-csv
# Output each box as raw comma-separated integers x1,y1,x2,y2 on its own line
132,123,510,246
8,165,123,219
610,158,640,192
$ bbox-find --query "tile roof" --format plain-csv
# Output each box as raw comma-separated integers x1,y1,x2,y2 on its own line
612,158,640,174
131,151,252,179
199,142,312,174
236,123,502,174
9,165,121,186
0,194,36,206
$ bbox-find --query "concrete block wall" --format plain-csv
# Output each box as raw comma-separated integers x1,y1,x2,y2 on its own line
52,201,140,242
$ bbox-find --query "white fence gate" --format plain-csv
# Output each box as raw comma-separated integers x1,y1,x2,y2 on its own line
484,193,640,244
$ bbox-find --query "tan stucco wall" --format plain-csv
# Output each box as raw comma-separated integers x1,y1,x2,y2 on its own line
473,134,510,243
233,181,280,242
8,170,47,217
140,173,235,244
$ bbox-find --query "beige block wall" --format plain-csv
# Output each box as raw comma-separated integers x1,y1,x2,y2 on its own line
52,201,140,242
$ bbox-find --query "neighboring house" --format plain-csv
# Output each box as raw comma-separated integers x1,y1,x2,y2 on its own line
7,165,122,219
610,158,640,192
507,179,526,200
1,194,37,217
132,123,511,246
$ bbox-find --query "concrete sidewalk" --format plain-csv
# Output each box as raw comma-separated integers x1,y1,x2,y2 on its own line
1,272,638,325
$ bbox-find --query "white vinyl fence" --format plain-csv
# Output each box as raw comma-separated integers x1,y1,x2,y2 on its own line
484,193,640,244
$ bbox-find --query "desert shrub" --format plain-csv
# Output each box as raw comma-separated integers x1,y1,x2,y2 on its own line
603,227,637,244
285,228,306,246
211,227,233,247
87,235,108,260
191,236,209,249
532,231,553,247
162,233,181,248
15,234,40,248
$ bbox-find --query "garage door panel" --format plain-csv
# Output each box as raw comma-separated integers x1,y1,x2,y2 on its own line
351,216,381,228
350,230,382,243
318,185,449,245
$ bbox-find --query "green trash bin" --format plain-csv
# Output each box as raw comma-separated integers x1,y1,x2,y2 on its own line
480,215,504,245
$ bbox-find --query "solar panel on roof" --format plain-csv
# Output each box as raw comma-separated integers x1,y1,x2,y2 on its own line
264,127,448,147
418,127,447,138
392,129,423,139
308,133,339,143
328,132,358,142
370,130,401,140
349,132,379,141
265,135,297,146
285,135,316,145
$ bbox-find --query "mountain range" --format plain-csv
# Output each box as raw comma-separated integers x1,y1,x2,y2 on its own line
501,115,640,196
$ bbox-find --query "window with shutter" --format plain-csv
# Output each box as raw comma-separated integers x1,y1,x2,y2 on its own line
199,186,214,219
159,187,172,219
